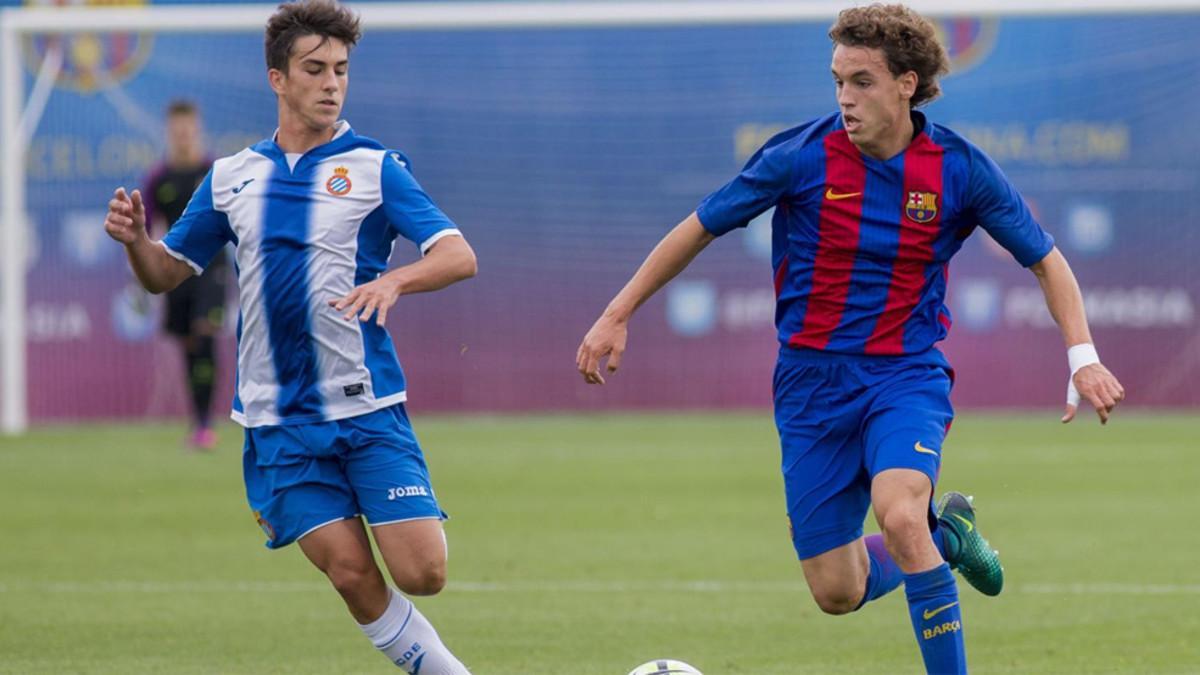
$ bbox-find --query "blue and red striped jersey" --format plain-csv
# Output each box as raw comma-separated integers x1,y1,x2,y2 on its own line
697,111,1053,356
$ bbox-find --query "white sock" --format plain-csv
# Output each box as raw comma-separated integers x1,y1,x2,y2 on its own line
358,588,470,674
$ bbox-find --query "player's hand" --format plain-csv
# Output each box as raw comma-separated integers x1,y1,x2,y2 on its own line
1062,363,1125,425
104,187,148,246
329,275,402,326
576,313,628,385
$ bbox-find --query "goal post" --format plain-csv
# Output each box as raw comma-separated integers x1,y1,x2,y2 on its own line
3,0,1199,434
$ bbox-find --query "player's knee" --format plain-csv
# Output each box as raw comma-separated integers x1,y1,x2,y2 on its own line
325,555,377,598
880,506,925,537
880,508,929,561
394,560,447,596
810,588,860,615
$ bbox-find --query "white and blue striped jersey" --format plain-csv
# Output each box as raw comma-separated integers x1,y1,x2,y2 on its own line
160,121,461,427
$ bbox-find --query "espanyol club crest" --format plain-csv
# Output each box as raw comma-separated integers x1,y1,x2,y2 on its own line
22,0,154,93
906,191,939,224
326,166,352,196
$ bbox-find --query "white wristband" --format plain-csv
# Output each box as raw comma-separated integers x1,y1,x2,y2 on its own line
1067,343,1100,375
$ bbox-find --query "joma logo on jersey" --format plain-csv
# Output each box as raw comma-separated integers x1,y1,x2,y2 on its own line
388,485,429,500
923,620,962,640
906,191,939,223
326,166,352,196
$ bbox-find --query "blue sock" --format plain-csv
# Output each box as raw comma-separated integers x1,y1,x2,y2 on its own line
928,495,959,563
904,563,966,674
932,525,949,560
856,534,905,609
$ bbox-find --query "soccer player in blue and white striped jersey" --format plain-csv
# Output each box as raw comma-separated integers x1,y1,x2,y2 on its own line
104,1,475,671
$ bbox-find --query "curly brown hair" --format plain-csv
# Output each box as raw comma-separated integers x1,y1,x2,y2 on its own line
265,0,362,73
828,4,950,108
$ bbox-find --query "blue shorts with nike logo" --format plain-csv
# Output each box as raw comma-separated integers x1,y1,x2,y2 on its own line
774,346,954,560
242,404,446,549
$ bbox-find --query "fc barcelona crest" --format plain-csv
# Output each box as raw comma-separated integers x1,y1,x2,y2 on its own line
906,191,939,223
22,0,155,93
326,166,352,196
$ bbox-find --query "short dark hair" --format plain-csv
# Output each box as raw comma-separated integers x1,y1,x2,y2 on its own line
828,4,950,108
166,99,198,117
264,0,362,73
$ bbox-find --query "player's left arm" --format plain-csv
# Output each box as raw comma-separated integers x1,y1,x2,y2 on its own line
1029,248,1125,424
331,234,477,326
968,147,1124,424
330,151,477,326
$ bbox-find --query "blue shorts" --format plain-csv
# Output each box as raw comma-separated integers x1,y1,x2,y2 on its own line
242,404,445,549
774,347,954,560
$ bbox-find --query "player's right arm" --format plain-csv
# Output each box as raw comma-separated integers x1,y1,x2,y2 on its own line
577,130,798,385
104,187,193,294
576,213,714,384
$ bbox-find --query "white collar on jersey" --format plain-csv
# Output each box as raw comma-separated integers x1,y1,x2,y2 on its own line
270,119,352,146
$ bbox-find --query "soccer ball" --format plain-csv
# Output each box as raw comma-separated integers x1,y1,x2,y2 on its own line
627,660,703,675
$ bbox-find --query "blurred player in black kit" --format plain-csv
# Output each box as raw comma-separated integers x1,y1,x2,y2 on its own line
142,100,226,449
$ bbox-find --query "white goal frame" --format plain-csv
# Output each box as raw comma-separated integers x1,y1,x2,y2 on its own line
3,0,1199,434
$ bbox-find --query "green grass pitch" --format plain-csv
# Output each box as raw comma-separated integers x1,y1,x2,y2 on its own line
1,412,1197,674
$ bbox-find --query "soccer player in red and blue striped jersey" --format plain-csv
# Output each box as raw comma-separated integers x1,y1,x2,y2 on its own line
578,5,1124,673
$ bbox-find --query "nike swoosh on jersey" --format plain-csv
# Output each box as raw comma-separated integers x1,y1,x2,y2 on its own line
923,601,959,620
914,441,939,456
825,188,862,200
